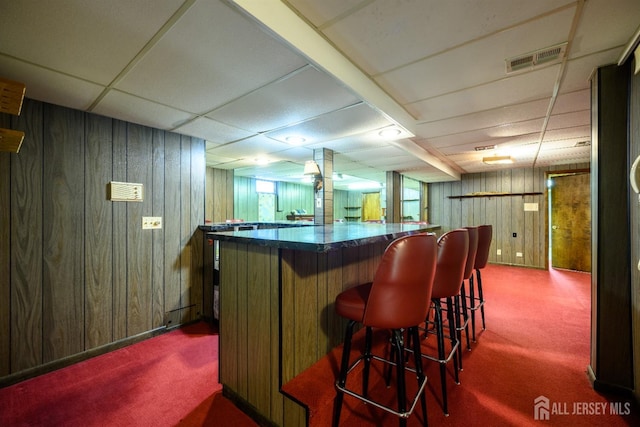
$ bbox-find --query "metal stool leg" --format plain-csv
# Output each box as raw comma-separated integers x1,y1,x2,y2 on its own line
333,320,356,427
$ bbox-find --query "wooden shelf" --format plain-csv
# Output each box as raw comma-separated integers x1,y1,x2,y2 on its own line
448,192,543,199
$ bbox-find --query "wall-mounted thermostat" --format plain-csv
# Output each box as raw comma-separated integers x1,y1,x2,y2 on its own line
107,181,143,202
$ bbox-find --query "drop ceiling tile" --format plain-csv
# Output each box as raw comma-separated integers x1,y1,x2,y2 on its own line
376,7,574,104
320,0,571,75
425,118,544,151
174,117,255,144
552,89,590,115
415,98,550,138
0,57,104,111
271,146,314,163
207,134,290,159
207,66,360,132
92,90,195,131
546,110,590,130
542,126,591,142
264,102,392,144
205,153,238,166
572,0,640,58
115,0,307,114
286,0,364,27
0,0,184,84
535,145,591,165
407,65,561,122
561,49,622,94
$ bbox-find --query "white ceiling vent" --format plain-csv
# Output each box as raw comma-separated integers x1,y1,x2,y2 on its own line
506,42,568,73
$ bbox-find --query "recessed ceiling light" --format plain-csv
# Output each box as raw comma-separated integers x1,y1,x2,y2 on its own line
378,128,401,138
482,155,514,165
285,136,306,144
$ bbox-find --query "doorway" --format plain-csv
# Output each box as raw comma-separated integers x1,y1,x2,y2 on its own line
362,192,382,221
547,171,591,272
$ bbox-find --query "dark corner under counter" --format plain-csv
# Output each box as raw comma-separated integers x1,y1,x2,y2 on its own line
200,222,440,426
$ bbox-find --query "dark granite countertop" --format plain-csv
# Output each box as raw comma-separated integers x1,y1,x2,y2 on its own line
202,222,440,252
199,220,313,232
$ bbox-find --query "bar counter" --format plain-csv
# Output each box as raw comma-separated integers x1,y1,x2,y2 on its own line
202,222,440,425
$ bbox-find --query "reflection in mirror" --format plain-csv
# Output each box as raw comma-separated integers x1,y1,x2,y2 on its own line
232,160,384,191
401,176,421,221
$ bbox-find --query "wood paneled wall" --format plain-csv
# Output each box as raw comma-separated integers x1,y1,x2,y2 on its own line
428,163,588,269
205,167,234,223
217,239,387,426
0,99,205,382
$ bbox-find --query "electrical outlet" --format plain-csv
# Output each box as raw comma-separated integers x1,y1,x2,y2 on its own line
142,216,162,229
497,249,502,256
516,252,523,257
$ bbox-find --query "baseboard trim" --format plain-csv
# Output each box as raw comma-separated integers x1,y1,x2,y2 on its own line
587,364,635,399
0,325,170,389
223,385,279,427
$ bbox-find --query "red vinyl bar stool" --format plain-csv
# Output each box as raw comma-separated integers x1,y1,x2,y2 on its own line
469,224,492,341
333,233,438,427
422,229,469,416
456,226,478,368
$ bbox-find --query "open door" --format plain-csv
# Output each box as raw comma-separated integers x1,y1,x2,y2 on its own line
549,172,591,272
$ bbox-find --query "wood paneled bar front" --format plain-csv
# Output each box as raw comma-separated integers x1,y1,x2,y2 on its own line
201,222,440,426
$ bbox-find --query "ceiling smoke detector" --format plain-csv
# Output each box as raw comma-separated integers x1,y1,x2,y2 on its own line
506,42,568,73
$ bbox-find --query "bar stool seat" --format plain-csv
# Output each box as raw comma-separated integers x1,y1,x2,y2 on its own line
421,228,469,416
456,226,478,369
333,233,438,427
469,224,492,340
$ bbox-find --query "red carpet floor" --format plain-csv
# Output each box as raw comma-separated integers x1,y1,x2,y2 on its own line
282,264,639,426
0,322,257,427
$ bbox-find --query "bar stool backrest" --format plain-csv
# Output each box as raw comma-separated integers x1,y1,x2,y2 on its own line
474,225,493,269
432,229,469,299
363,233,437,330
462,226,479,280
